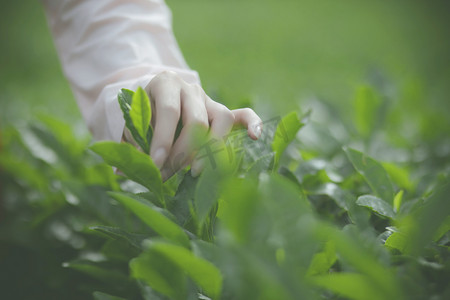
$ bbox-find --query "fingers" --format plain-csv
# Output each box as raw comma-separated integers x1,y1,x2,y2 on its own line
205,97,235,138
147,72,182,169
190,97,235,176
159,84,209,179
143,71,263,180
232,108,263,140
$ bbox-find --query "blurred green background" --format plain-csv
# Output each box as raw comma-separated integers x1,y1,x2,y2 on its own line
1,0,449,129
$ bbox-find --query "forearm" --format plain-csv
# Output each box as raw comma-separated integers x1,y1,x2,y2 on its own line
40,0,200,141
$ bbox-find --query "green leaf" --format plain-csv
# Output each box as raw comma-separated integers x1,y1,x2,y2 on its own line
84,163,120,190
391,183,450,256
168,172,198,229
311,183,352,211
433,215,450,242
130,247,187,300
101,239,140,262
64,261,129,286
130,87,151,151
38,114,89,157
393,190,403,213
354,85,381,138
109,192,190,248
219,177,260,243
93,291,126,300
344,148,394,204
90,225,149,250
313,223,403,299
356,195,395,219
0,152,47,190
382,162,414,191
118,88,133,107
311,273,388,300
195,166,222,226
306,241,337,276
272,111,304,169
385,231,407,252
246,152,274,174
311,183,371,227
144,241,222,299
90,141,163,202
118,88,151,153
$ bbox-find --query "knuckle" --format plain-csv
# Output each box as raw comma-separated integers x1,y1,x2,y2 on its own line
193,84,203,93
157,70,178,80
149,71,180,89
186,83,204,96
242,107,255,115
218,105,235,122
190,115,209,129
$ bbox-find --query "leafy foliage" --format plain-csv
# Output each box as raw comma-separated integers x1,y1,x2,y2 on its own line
118,88,153,153
1,83,449,300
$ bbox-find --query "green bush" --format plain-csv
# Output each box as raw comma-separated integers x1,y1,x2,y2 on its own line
0,84,449,300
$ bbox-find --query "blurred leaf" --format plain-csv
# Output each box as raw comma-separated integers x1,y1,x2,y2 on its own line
130,247,187,300
101,239,140,262
385,231,407,252
297,121,342,157
354,86,381,138
260,174,312,239
0,152,47,190
392,183,450,256
93,291,126,300
246,152,274,174
219,177,260,244
109,192,190,248
136,280,168,300
356,195,395,219
311,273,388,300
84,163,120,190
129,87,151,153
393,190,403,213
314,223,403,299
434,215,450,242
311,183,352,211
272,111,304,169
294,159,326,183
382,162,414,192
195,166,223,226
90,225,148,250
64,261,129,286
144,241,222,299
38,115,89,156
18,126,58,165
306,241,337,276
344,148,394,203
168,172,198,228
90,142,163,203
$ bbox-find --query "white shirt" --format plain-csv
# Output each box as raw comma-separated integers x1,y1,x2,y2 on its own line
40,0,200,142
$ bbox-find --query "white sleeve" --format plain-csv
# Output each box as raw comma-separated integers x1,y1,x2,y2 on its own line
40,0,200,142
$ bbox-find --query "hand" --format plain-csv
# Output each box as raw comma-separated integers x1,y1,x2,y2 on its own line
145,71,262,180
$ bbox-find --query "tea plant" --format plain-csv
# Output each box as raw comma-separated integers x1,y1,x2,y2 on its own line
0,85,449,300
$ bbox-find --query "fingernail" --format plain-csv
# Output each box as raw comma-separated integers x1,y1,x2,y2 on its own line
190,159,203,177
253,124,262,139
152,148,167,169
